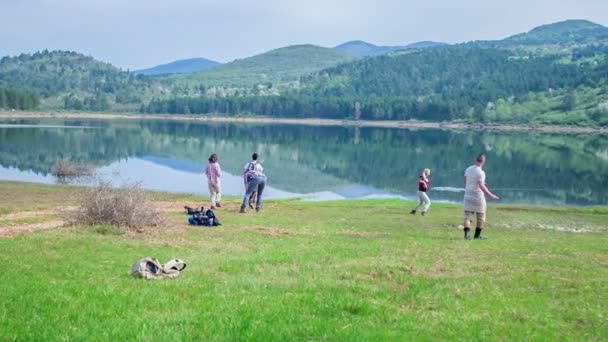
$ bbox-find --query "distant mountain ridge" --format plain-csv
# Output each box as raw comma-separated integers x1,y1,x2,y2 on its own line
334,40,448,57
166,44,356,87
134,57,220,76
487,19,608,48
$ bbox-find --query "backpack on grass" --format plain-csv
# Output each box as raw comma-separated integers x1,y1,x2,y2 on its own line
188,208,221,226
131,257,187,279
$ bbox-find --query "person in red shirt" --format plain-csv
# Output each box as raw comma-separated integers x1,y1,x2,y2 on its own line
410,168,431,216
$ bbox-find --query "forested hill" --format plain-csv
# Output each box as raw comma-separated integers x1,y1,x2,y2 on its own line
2,19,608,125
482,19,608,49
164,44,356,87
0,84,39,110
334,40,447,57
0,50,156,111
144,45,608,125
134,58,220,76
301,46,602,98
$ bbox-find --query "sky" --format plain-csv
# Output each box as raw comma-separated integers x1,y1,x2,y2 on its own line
0,0,607,70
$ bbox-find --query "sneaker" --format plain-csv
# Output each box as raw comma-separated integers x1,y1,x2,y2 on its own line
474,235,488,240
421,211,427,216
255,207,260,212
410,210,416,215
239,207,246,213
216,202,221,208
465,231,471,240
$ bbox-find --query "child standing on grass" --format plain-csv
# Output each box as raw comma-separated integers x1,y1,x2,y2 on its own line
205,153,222,209
411,168,431,216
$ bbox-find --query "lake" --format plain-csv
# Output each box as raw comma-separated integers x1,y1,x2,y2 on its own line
0,117,607,206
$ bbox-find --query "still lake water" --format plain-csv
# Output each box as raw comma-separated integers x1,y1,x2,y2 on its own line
0,118,607,206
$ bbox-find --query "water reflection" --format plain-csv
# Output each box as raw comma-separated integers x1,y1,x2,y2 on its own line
0,118,606,205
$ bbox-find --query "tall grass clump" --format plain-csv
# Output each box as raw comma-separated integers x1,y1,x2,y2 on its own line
71,180,164,231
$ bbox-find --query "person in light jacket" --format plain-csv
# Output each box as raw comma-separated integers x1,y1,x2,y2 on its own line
205,153,222,209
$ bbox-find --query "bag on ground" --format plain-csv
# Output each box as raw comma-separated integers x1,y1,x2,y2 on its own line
131,257,187,279
188,209,221,226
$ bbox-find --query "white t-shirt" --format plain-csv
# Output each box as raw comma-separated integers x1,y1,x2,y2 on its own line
463,165,486,212
464,165,485,194
243,161,263,173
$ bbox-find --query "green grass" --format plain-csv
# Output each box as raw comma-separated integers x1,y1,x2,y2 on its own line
0,181,79,213
0,182,607,340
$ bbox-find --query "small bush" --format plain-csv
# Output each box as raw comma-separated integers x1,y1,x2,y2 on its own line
52,158,94,178
71,180,164,232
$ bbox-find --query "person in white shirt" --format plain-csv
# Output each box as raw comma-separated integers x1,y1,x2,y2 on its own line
463,153,499,240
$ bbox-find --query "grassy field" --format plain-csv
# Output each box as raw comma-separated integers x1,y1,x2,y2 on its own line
0,181,607,340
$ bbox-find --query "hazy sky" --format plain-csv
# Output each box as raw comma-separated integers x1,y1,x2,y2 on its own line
0,0,607,70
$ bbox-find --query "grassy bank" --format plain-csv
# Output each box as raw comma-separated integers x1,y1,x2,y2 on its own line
0,181,607,340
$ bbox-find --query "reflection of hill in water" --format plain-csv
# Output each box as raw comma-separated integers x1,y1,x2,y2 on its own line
0,118,607,205
332,184,396,198
141,156,203,174
141,155,350,193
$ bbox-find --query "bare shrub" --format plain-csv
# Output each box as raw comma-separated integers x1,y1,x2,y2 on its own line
52,158,94,178
71,180,164,232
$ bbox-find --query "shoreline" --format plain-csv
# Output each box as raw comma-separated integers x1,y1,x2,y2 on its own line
0,180,605,209
0,110,606,134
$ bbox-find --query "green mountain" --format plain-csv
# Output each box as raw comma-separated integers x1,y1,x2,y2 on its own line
335,40,394,56
0,50,159,111
165,44,356,87
1,18,607,122
145,43,608,125
335,40,447,57
487,19,608,49
134,58,221,76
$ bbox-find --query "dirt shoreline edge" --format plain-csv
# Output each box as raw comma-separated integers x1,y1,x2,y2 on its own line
1,111,605,134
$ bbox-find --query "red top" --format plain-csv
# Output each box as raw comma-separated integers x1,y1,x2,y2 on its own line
418,176,430,192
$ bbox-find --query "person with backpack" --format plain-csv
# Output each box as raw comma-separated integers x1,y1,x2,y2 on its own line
240,153,266,213
410,168,432,216
243,153,263,209
205,153,222,209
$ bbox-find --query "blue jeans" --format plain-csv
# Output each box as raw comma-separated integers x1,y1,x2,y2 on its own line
242,175,266,209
